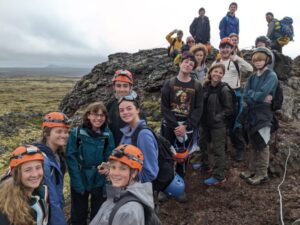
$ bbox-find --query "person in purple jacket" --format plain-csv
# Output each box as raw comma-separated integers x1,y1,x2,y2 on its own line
118,96,159,183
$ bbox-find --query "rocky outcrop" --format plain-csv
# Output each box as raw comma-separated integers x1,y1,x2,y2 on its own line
59,47,300,175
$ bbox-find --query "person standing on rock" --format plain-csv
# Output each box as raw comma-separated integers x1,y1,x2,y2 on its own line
189,7,211,45
66,102,115,225
106,69,146,146
34,112,70,225
240,47,278,185
0,145,49,225
161,52,203,202
219,2,239,39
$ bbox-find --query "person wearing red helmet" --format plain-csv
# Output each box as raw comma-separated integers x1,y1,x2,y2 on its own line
214,37,253,163
34,112,70,225
106,69,146,145
0,145,48,225
90,144,156,225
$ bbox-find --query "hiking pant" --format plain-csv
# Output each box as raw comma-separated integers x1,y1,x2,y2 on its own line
161,124,193,178
199,127,226,180
248,145,270,177
70,187,105,225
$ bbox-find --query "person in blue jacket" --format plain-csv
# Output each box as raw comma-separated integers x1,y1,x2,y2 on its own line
34,112,71,225
66,102,115,225
240,47,278,185
219,2,239,39
118,96,159,183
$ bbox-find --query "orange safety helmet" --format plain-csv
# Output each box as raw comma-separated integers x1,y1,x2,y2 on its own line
219,37,234,48
10,145,44,169
112,69,133,84
42,112,71,128
109,144,144,172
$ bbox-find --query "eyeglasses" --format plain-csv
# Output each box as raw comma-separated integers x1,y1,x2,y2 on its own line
11,145,41,160
90,112,106,118
111,145,143,165
43,113,71,125
117,95,140,106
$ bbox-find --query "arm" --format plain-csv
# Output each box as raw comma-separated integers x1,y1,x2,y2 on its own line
237,18,239,35
65,129,84,194
216,86,233,121
137,130,159,183
166,30,176,44
236,56,253,73
161,80,179,129
219,17,226,39
104,130,115,161
267,21,276,38
207,17,211,42
189,18,197,37
43,161,67,225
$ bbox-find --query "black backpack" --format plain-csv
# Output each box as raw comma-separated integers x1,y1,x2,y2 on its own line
108,193,162,225
271,82,284,111
131,125,175,192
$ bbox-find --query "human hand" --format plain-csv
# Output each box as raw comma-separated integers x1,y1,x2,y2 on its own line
97,162,110,175
264,95,273,103
173,29,178,33
174,124,187,137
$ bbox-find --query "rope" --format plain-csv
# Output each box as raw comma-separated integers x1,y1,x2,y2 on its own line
277,147,291,225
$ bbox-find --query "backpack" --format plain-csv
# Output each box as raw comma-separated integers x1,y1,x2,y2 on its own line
271,82,284,111
275,17,294,40
167,39,183,57
108,193,162,225
131,125,175,192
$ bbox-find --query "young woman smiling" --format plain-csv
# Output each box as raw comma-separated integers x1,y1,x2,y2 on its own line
0,145,48,225
66,102,115,225
118,97,159,183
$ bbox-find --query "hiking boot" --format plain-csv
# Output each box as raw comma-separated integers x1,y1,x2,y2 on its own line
240,171,255,180
246,175,269,185
175,192,187,203
157,191,168,202
203,176,226,186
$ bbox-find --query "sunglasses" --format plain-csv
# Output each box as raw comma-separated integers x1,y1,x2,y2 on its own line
111,145,143,165
43,113,71,125
11,145,41,160
118,95,140,106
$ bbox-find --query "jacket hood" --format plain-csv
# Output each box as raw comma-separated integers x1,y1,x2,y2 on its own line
106,182,154,209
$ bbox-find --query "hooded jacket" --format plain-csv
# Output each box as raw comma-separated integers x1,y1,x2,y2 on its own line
189,16,211,44
219,13,239,39
66,126,115,193
89,182,154,225
120,120,159,183
34,143,67,225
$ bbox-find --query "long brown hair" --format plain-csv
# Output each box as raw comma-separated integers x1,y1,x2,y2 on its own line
82,101,108,129
0,166,37,225
41,127,65,157
203,63,225,86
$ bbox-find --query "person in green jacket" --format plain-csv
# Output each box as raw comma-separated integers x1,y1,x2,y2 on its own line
66,102,115,225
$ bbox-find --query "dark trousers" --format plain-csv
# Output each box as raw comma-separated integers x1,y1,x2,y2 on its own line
70,187,105,225
199,127,226,180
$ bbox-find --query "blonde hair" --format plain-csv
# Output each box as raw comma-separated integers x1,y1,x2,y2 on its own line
252,52,270,64
0,167,36,225
190,44,208,66
203,63,225,86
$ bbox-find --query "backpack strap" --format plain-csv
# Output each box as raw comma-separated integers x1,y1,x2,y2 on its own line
108,194,143,225
131,124,152,147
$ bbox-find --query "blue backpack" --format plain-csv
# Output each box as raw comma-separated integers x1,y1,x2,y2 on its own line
276,17,294,40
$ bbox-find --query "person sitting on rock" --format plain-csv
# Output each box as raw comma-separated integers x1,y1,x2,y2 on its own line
173,36,196,65
255,35,275,70
166,29,184,59
106,69,146,145
240,47,278,185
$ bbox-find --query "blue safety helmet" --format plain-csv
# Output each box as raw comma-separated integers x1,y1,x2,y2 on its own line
163,173,185,197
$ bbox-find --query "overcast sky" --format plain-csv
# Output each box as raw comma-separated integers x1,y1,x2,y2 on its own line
0,0,299,68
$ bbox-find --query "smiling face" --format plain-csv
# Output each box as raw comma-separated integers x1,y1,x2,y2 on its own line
87,109,106,130
119,100,140,126
108,160,137,188
179,58,195,75
47,127,69,150
210,67,224,85
220,45,233,60
113,81,131,98
20,161,43,191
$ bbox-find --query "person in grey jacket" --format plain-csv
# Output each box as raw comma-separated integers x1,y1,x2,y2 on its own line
90,144,154,225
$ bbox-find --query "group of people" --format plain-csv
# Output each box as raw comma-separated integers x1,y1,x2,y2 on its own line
0,2,281,225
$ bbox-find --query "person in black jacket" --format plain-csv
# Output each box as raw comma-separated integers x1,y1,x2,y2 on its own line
189,7,211,44
200,63,233,186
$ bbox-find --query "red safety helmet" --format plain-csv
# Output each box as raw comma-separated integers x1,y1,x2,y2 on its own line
42,112,71,128
10,145,44,169
112,70,133,84
109,144,144,172
219,37,234,48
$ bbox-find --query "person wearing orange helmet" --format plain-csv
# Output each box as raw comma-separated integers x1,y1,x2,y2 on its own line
90,144,155,225
66,102,115,225
34,112,70,225
106,69,146,145
0,145,49,225
214,37,253,163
